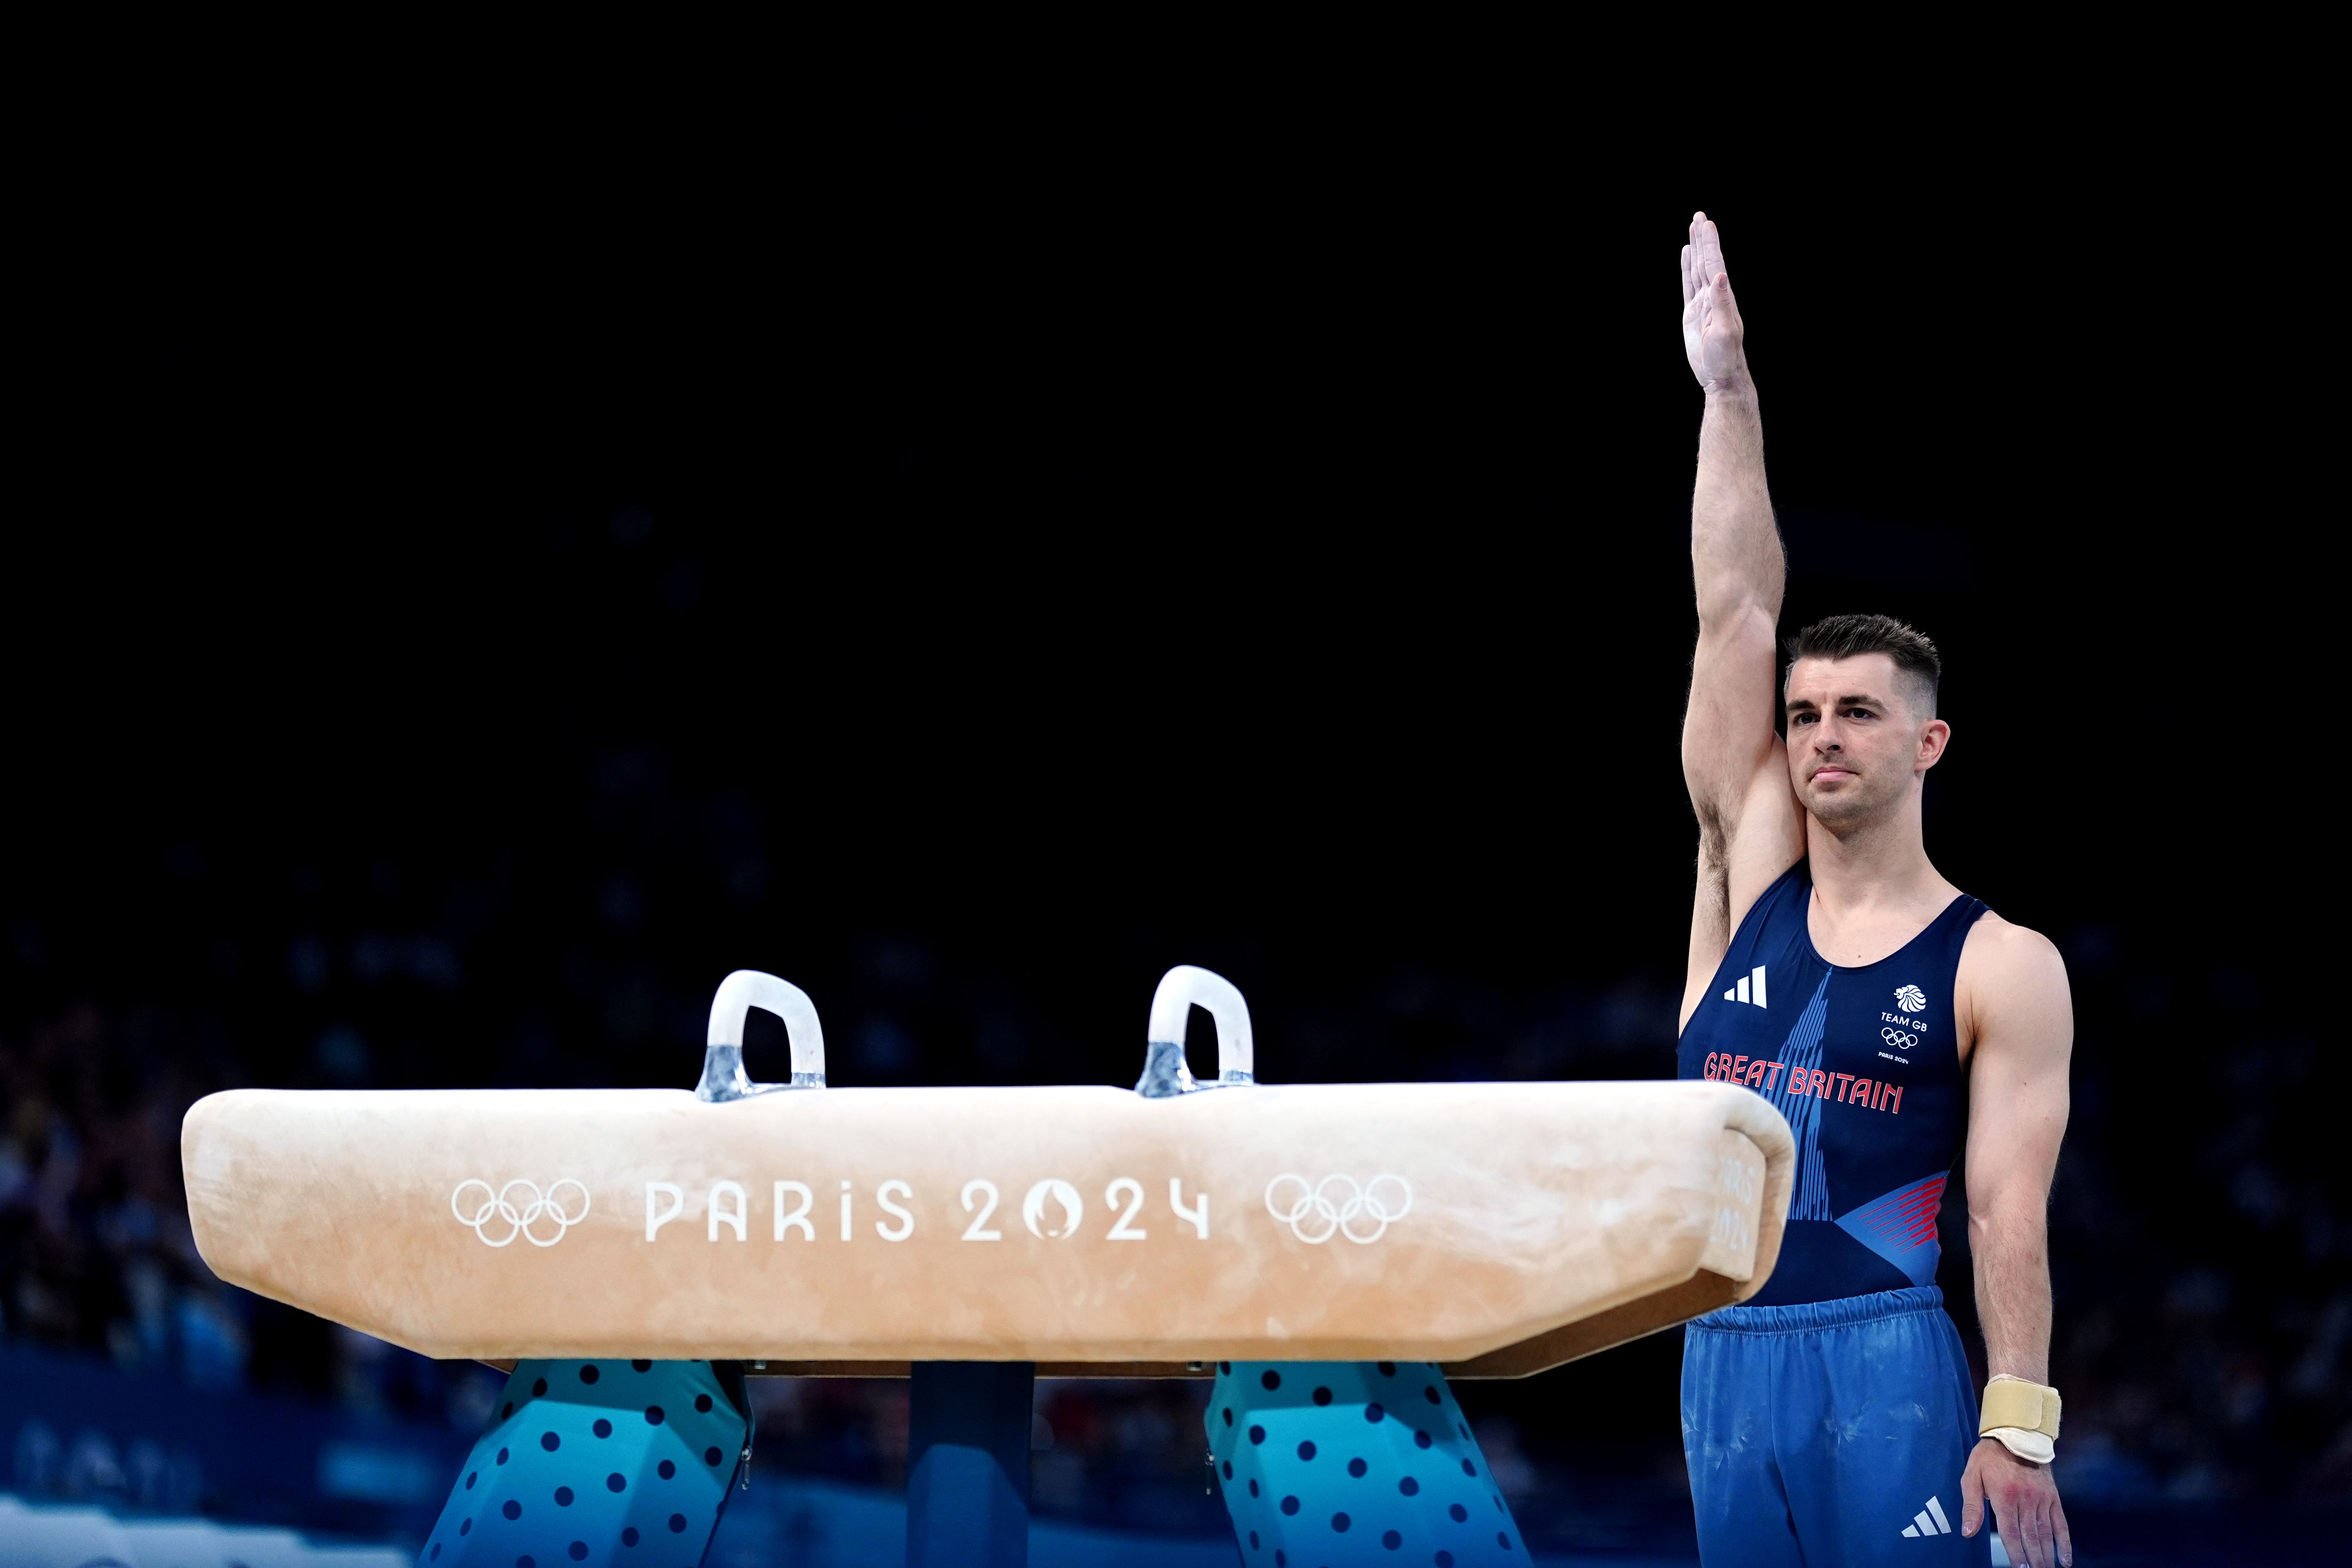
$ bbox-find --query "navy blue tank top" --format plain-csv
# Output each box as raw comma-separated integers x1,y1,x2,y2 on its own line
1677,864,1987,1305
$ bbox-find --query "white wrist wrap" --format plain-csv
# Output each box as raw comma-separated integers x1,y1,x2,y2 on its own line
1979,1374,2061,1465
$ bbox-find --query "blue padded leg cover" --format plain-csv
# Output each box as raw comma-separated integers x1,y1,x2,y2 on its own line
417,1359,750,1567
1208,1361,1527,1567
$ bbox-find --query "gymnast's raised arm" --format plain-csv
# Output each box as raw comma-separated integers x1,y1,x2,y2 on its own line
1678,212,1804,1032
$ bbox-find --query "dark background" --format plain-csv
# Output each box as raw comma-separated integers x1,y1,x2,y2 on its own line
3,94,2337,1554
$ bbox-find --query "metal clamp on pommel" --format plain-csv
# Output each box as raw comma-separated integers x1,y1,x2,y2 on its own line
1979,1374,2063,1465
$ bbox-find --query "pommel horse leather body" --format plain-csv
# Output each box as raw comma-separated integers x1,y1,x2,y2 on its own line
182,1078,1791,1377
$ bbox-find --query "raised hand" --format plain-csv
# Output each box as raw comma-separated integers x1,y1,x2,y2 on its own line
1680,212,1751,394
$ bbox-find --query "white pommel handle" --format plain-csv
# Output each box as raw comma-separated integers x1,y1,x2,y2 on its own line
1136,964,1256,1097
698,970,825,1101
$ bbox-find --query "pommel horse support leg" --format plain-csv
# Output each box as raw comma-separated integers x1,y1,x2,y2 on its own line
422,1359,750,1565
907,1361,1034,1568
181,966,1792,1568
1211,1360,1510,1565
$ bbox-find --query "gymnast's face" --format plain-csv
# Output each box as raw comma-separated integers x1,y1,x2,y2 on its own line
1782,653,1948,831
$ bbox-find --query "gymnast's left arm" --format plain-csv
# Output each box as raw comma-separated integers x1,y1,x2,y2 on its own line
1956,917,2075,1568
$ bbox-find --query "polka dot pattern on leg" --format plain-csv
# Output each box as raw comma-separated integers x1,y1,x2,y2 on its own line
418,1360,746,1568
1206,1361,1525,1566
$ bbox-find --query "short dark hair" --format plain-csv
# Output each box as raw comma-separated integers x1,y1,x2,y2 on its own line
1784,613,1941,716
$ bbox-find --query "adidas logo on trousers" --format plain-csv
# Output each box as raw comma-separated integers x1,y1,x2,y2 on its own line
1901,1495,1953,1538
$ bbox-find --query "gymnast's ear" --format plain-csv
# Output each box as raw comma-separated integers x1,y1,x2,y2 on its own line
1916,716,1952,771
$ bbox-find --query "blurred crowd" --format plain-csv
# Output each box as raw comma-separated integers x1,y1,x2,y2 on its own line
0,1007,248,1394
2026,941,2352,1509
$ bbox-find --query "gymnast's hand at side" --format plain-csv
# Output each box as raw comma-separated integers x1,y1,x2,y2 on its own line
1679,212,1750,396
1962,1436,2072,1568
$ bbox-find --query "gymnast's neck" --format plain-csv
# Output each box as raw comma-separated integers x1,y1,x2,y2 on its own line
1804,778,1960,932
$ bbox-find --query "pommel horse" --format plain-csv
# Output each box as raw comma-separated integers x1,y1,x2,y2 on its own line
183,966,1793,1567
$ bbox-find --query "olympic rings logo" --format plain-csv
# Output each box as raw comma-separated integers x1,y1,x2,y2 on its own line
1263,1174,1413,1245
1881,1027,1919,1049
451,1179,590,1247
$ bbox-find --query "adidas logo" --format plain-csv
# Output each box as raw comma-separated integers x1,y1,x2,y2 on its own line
1722,965,1768,1008
1901,1496,1953,1538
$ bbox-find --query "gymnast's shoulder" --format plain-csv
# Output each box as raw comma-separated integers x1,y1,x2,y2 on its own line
1957,912,2070,1049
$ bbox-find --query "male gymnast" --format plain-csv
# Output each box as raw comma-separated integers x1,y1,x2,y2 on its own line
1671,214,2073,1568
